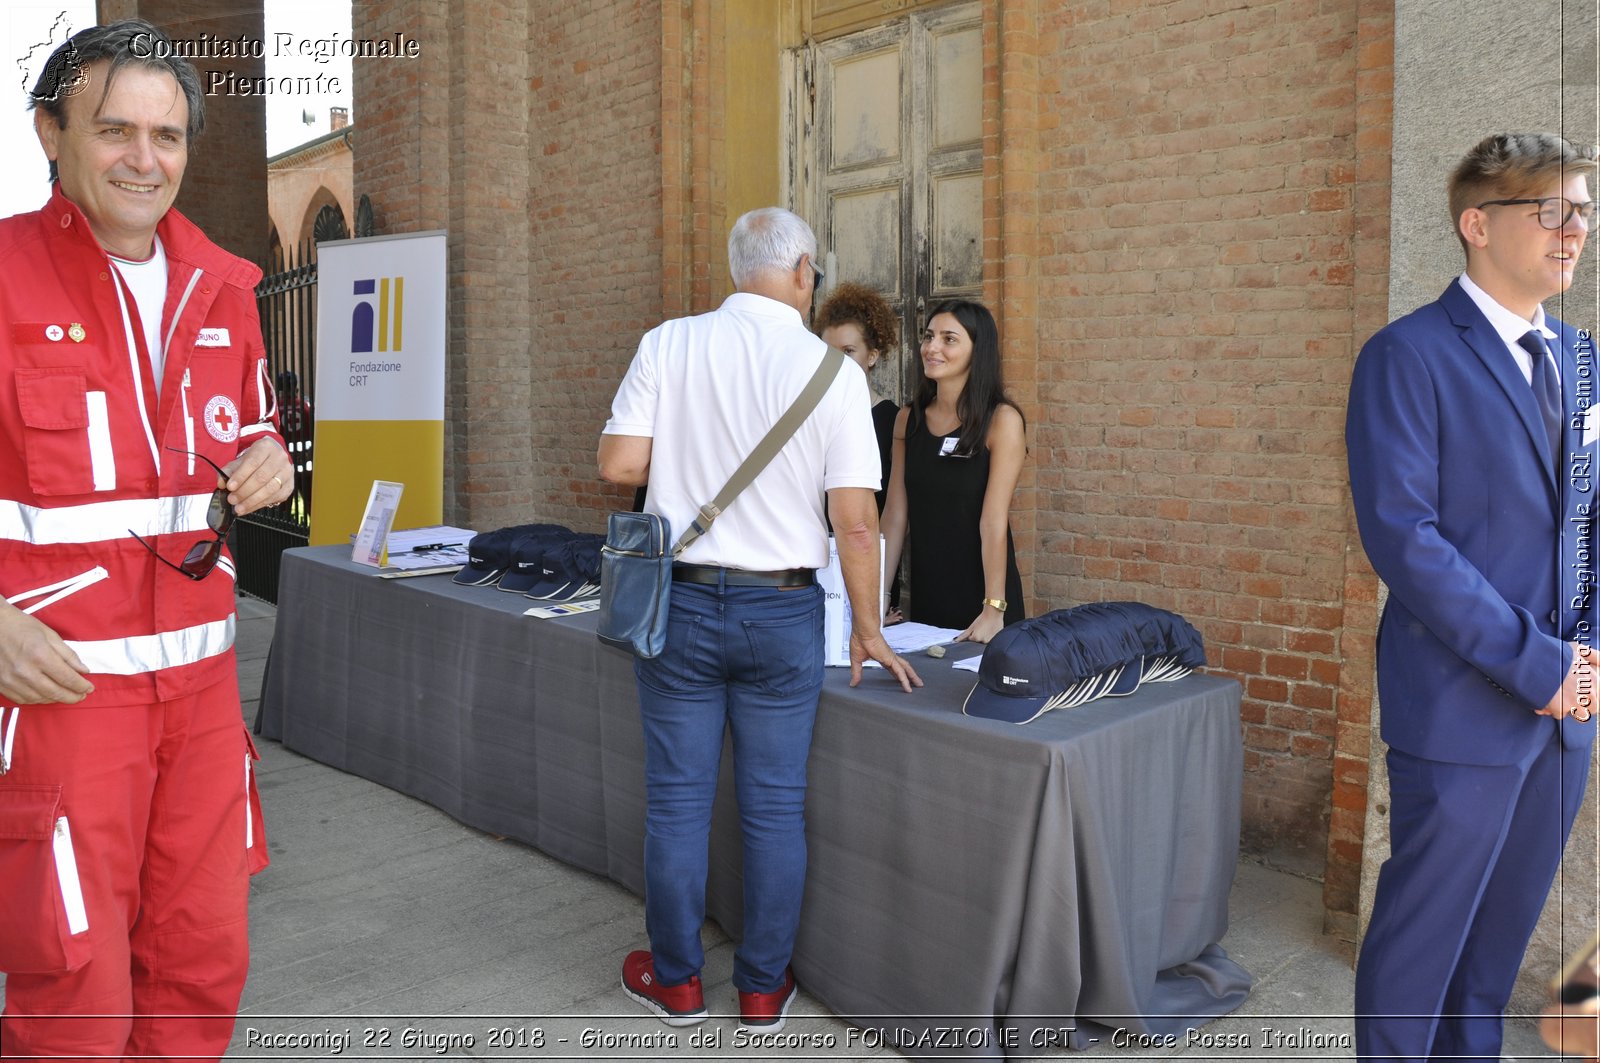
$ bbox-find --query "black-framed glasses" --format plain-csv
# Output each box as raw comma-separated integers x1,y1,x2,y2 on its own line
129,448,235,580
1476,196,1597,230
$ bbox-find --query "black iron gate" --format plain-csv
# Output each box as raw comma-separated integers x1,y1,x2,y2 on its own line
237,240,318,602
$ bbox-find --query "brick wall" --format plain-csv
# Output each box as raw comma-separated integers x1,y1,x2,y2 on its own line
527,0,663,528
1325,0,1393,933
990,0,1042,620
1031,0,1368,873
352,0,657,535
447,4,534,527
353,1,537,531
348,3,445,237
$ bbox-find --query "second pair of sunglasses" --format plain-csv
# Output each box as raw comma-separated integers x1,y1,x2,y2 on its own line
128,448,238,580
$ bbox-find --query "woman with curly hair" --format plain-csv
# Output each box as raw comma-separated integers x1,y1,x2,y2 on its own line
814,282,901,513
815,281,904,618
882,299,1025,643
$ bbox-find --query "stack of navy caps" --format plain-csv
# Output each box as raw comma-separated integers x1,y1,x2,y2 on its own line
453,523,572,586
518,533,604,601
497,526,586,594
963,602,1206,724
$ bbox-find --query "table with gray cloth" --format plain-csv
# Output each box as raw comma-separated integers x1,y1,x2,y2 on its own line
258,546,1251,1058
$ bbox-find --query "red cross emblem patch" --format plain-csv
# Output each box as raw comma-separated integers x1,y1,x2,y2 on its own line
204,395,241,443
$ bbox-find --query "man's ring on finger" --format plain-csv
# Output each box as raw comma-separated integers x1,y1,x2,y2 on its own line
272,474,282,488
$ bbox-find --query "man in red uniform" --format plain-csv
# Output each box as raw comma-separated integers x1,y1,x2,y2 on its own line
0,20,291,1059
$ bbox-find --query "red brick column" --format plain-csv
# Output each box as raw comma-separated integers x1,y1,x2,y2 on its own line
993,0,1042,612
527,2,664,524
1323,0,1394,937
352,1,538,530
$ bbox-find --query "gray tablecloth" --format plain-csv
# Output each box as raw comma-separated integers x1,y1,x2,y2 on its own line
259,546,1250,1058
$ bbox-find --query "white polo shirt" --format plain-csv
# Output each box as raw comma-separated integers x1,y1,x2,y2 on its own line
603,291,880,571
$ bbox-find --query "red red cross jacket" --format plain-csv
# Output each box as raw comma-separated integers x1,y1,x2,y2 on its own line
0,186,284,708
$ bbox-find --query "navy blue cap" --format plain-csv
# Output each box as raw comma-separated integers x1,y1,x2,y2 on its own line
963,603,1206,724
523,534,604,601
453,523,571,586
496,526,582,593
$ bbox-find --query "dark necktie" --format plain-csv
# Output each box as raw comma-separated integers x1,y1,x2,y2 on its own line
1518,330,1562,473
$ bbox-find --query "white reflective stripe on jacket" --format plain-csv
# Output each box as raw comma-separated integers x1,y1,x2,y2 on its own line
64,616,236,676
0,493,214,545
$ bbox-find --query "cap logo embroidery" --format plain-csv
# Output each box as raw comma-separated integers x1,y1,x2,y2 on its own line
1002,675,1029,686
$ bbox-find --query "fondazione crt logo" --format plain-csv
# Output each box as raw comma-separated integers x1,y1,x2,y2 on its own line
346,277,404,387
351,277,404,353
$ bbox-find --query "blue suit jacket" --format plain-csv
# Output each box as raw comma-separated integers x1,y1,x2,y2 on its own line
1347,279,1598,765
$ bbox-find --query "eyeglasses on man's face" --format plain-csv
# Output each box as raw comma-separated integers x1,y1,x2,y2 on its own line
1476,196,1597,230
128,448,236,580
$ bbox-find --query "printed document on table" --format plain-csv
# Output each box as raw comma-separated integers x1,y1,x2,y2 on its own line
375,525,477,575
525,599,602,619
883,623,961,654
385,525,476,552
846,622,964,669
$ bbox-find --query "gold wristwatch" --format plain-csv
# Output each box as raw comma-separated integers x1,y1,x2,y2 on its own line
982,597,1008,612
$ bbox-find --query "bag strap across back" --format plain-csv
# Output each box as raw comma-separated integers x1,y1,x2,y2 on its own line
671,345,846,556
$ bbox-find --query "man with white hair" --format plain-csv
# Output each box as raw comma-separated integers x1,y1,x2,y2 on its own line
600,206,919,1033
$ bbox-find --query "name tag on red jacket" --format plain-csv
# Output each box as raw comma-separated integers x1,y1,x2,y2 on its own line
196,328,231,348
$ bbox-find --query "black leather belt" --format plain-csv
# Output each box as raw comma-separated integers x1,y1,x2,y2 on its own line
672,563,815,588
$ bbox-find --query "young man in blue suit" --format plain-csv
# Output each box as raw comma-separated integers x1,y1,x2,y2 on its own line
1347,132,1599,1061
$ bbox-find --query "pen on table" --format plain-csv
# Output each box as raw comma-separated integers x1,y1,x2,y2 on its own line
410,543,449,553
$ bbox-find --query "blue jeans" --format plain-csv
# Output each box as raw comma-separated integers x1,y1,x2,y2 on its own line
634,579,824,994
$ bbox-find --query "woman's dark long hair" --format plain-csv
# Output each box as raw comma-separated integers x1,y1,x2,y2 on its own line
909,299,1022,455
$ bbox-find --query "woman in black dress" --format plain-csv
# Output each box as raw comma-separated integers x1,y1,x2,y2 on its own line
882,299,1025,642
816,281,904,617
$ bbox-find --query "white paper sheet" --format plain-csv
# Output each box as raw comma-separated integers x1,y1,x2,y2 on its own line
883,622,962,654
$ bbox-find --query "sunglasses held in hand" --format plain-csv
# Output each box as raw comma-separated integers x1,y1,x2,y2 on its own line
128,448,237,580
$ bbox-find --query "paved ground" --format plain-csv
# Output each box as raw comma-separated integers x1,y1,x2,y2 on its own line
0,596,1562,1059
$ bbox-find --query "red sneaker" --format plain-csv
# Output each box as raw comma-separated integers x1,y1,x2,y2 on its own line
738,967,798,1034
621,950,708,1027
